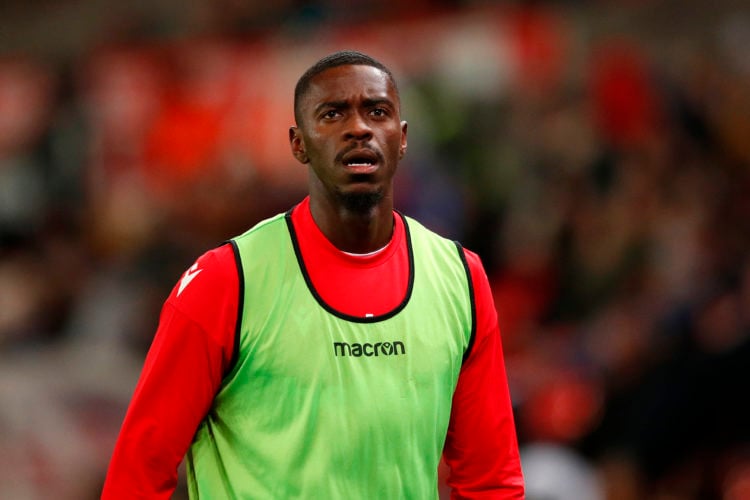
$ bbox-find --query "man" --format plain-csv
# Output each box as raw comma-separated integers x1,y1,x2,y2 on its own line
102,50,524,499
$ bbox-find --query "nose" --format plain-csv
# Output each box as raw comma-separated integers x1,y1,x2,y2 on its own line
344,112,373,141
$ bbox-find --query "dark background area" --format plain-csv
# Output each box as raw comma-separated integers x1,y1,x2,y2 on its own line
1,1,749,498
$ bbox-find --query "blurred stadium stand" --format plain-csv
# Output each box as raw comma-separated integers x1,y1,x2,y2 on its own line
1,1,749,498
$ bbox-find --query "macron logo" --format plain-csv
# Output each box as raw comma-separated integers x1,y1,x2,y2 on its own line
177,263,203,297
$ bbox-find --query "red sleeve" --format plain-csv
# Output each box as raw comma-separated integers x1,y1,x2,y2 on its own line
443,248,525,499
101,243,239,499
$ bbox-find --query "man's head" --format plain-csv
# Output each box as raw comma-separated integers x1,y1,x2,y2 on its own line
293,50,399,127
289,51,407,215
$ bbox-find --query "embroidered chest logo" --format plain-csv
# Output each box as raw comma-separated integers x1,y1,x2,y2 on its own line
333,341,406,357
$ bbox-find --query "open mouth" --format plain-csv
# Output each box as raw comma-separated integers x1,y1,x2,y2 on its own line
345,159,375,167
341,149,380,174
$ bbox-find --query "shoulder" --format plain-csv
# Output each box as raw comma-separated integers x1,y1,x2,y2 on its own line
158,243,241,352
166,243,239,309
401,213,461,254
401,214,487,281
461,247,487,278
459,246,493,298
232,212,289,244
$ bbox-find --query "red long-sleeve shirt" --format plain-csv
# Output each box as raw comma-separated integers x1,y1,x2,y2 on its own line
102,197,524,498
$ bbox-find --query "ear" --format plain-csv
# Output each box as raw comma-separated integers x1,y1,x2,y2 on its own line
399,121,408,159
289,126,309,164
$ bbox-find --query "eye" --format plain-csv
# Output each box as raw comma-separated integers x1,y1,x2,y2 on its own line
371,108,387,117
322,110,340,120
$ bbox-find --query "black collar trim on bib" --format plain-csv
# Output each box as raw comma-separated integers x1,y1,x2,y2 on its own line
284,209,415,324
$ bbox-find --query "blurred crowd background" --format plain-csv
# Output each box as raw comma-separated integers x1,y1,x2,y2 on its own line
1,0,749,498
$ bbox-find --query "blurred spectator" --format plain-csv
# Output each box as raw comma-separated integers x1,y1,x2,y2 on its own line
0,57,54,245
1,1,749,498
521,443,605,500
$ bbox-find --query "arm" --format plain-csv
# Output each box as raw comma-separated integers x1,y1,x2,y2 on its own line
101,244,239,499
443,249,525,499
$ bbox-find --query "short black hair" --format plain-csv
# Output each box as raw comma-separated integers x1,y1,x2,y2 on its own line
293,50,398,125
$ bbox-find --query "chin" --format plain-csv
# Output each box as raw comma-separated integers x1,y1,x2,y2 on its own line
337,189,384,214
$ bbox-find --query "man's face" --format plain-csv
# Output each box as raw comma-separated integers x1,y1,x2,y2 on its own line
290,64,407,212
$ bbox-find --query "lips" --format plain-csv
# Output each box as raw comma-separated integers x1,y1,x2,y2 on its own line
340,148,381,174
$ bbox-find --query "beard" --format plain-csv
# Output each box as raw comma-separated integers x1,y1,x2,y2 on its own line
336,187,384,214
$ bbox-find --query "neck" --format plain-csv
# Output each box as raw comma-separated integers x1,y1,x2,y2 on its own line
309,194,394,254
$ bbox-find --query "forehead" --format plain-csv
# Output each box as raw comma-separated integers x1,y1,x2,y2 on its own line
302,65,397,108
